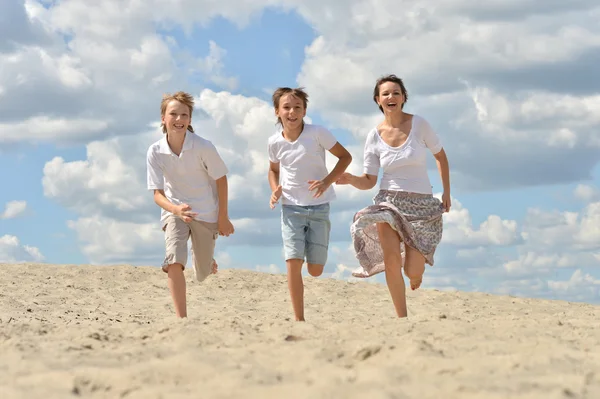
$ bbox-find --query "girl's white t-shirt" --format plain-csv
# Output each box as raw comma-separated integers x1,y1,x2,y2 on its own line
363,115,443,195
268,123,338,206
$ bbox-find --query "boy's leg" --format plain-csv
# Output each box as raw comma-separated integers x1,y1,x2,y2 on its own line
306,203,331,277
189,220,218,283
286,259,304,321
281,205,308,321
162,216,191,318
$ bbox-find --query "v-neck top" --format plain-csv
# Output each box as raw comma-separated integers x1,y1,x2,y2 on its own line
363,115,443,194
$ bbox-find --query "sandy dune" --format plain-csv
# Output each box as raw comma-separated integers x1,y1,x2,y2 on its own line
1,263,599,399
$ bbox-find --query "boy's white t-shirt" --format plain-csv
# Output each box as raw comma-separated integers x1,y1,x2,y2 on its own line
268,123,338,206
147,132,228,225
363,115,443,195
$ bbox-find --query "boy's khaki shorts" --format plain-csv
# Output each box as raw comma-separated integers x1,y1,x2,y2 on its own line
161,214,219,282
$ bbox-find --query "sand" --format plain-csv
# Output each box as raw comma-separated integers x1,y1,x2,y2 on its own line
1,263,599,399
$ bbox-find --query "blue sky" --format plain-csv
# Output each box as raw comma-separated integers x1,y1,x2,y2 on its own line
2,0,600,304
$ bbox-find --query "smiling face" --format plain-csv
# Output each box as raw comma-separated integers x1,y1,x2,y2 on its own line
275,93,306,131
162,99,191,135
376,81,405,114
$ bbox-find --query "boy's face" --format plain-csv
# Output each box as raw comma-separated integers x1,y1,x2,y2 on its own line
276,93,306,131
162,100,191,135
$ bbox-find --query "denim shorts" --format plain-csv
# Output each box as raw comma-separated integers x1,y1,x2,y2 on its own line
281,203,331,265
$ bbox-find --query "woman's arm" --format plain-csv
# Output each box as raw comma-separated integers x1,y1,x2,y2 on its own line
336,172,378,190
433,148,451,211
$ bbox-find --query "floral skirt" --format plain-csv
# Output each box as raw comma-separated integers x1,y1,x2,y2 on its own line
350,189,444,278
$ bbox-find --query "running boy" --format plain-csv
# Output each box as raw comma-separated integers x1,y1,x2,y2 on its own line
267,87,352,321
147,91,234,318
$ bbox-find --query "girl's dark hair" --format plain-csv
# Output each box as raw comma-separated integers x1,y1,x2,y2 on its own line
373,74,408,113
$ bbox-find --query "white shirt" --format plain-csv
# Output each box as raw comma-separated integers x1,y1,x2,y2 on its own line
147,132,228,224
363,115,443,194
268,123,338,206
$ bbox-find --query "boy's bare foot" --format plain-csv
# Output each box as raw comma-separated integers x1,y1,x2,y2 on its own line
410,277,422,290
211,259,218,274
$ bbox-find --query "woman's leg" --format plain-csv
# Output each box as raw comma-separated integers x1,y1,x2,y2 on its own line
376,223,408,318
403,246,426,290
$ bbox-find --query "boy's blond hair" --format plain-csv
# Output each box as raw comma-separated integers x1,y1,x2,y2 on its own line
160,91,195,134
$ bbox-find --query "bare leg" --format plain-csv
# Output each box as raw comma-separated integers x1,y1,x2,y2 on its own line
167,264,187,318
211,259,218,274
403,246,426,290
376,223,408,318
307,263,324,277
286,259,305,321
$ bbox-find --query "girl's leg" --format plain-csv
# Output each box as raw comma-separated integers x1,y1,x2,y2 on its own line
403,246,426,290
376,222,408,318
286,259,305,321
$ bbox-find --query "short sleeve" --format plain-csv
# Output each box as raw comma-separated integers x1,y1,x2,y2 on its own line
268,138,279,163
419,117,443,154
200,141,229,180
363,130,380,176
316,126,338,150
146,147,164,190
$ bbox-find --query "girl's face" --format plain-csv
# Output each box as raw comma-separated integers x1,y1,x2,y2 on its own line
276,93,306,131
376,81,405,113
162,100,191,135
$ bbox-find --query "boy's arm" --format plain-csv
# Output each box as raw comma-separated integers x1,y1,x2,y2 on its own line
323,142,352,186
268,161,280,191
147,148,197,222
215,175,234,236
308,142,352,198
153,189,197,222
153,189,175,213
268,161,283,209
215,176,229,220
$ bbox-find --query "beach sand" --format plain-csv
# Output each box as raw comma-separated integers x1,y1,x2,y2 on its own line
1,263,599,399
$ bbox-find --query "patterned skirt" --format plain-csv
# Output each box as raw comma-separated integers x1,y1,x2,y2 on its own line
350,189,444,278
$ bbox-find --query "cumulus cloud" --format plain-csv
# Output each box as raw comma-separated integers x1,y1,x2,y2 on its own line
494,192,600,300
5,0,599,305
1,201,28,219
0,0,279,148
574,184,600,203
436,195,520,247
0,235,45,263
291,0,600,190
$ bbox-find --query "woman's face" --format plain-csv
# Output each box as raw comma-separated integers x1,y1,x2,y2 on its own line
376,81,405,113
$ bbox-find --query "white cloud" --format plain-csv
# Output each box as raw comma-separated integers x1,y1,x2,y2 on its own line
255,264,281,274
1,201,28,219
574,184,600,202
0,115,109,144
495,269,600,303
437,196,520,247
291,0,600,189
67,216,162,265
6,0,600,306
0,234,45,263
195,41,239,91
